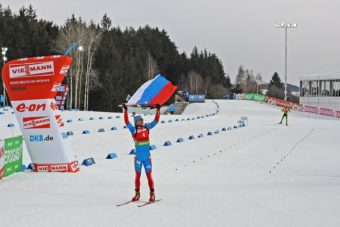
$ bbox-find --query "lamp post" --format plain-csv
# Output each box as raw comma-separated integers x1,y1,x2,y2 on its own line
1,47,8,107
64,40,83,56
275,23,297,101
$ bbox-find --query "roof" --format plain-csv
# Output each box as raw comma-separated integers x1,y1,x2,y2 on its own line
300,66,340,81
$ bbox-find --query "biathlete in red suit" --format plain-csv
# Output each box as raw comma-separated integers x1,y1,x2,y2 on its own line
123,104,161,202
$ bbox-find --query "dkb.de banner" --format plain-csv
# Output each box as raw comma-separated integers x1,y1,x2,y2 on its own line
1,56,79,173
0,136,23,179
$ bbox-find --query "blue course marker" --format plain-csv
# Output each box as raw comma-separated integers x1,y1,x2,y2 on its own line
66,131,74,136
82,158,96,166
150,145,157,150
27,163,34,170
164,141,172,146
177,138,184,143
129,149,136,155
82,130,90,134
106,153,118,159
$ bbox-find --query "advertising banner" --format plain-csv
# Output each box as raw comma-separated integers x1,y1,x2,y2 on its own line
244,93,254,100
236,94,245,100
0,140,4,179
2,56,79,172
188,94,205,103
319,108,335,117
336,111,340,118
55,84,68,110
254,94,265,102
3,136,23,177
303,105,319,114
266,96,302,111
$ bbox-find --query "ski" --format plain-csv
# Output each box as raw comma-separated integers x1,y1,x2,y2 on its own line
116,200,133,207
137,199,161,207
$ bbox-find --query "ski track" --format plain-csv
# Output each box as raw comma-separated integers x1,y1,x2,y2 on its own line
0,100,340,227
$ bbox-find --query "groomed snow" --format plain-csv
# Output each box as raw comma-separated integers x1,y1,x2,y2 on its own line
0,100,340,227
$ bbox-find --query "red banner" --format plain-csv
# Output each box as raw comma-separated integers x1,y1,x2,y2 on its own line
336,111,340,118
265,96,339,119
303,105,319,114
319,108,335,117
2,56,71,101
265,96,302,111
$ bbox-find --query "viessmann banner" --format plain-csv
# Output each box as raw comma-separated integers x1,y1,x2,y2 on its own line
1,56,79,172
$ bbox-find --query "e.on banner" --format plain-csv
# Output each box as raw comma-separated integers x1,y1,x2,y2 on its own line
2,56,79,173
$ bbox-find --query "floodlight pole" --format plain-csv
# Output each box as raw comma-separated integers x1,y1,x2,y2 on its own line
284,26,288,101
275,23,297,101
1,47,8,107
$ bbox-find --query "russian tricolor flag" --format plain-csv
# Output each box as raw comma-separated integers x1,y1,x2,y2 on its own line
127,75,177,106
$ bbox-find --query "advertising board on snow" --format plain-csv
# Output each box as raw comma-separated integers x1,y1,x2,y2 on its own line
0,141,4,179
2,56,79,173
0,136,23,179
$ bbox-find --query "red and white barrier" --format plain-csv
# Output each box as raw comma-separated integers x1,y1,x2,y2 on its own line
265,96,340,119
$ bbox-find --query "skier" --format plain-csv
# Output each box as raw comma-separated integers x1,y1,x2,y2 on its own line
279,106,290,126
123,103,161,202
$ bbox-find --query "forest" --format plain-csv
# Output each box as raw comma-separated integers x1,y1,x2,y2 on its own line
0,4,295,111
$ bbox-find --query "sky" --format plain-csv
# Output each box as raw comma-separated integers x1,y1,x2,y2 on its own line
2,0,340,85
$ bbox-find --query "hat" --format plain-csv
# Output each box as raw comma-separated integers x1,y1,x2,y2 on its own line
134,115,143,124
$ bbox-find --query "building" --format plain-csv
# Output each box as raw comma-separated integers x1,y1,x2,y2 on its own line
300,67,340,110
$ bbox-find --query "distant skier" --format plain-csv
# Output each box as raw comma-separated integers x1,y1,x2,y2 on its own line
279,106,290,126
169,104,176,115
123,104,161,202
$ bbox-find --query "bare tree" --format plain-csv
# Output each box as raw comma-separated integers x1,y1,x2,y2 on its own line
55,16,101,110
209,84,229,99
187,70,204,94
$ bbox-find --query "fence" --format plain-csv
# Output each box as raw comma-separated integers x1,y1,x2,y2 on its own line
237,93,340,119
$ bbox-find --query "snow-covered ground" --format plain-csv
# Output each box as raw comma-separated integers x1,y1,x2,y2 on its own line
0,100,340,227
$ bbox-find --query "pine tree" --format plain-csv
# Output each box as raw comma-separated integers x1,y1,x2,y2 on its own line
267,72,284,99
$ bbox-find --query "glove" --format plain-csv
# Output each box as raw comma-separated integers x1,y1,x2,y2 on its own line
156,104,161,110
122,103,127,111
